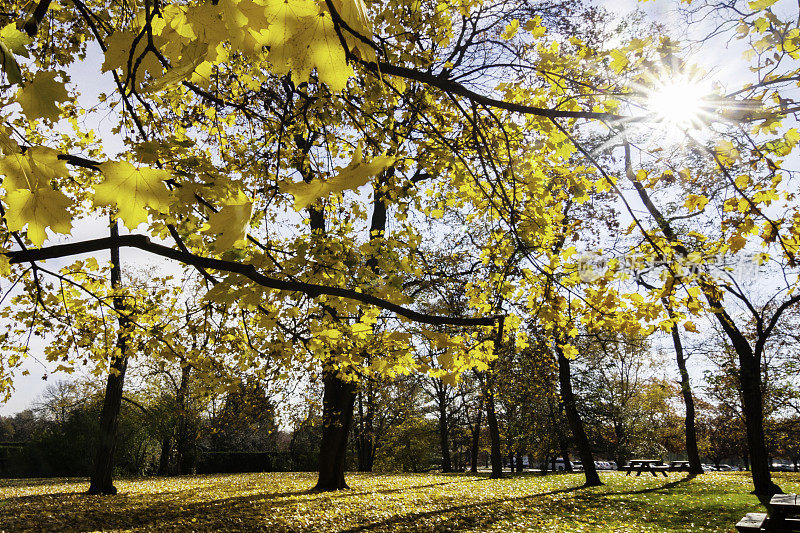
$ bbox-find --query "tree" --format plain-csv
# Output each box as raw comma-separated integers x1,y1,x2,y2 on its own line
1,0,797,497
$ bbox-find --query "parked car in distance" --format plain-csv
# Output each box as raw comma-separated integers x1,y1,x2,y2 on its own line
545,458,575,471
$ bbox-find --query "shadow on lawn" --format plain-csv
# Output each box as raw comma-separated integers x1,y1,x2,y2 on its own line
338,484,584,532
0,474,758,532
0,477,493,532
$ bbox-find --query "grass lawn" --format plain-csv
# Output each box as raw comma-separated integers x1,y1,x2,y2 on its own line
0,471,798,532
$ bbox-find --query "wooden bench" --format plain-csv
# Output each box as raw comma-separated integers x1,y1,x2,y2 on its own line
736,513,767,532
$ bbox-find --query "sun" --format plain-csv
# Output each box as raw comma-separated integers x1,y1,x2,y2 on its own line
645,75,713,130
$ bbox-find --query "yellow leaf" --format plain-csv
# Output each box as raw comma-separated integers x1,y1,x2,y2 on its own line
560,344,579,359
683,194,709,212
501,19,519,40
332,0,375,61
291,10,353,90
608,49,628,73
94,161,173,229
186,3,231,49
683,321,698,333
101,29,163,87
203,191,254,250
15,71,69,122
0,253,10,277
0,126,19,155
0,146,70,191
4,187,72,246
441,372,457,387
143,40,209,93
715,139,740,163
264,0,318,74
0,24,31,56
729,234,747,252
0,25,26,85
748,0,778,10
265,0,353,91
283,144,395,210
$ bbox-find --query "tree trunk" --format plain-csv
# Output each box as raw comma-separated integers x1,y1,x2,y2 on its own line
157,435,171,475
623,145,778,496
557,348,601,486
88,218,129,495
175,364,193,475
355,391,369,471
665,306,704,476
703,290,780,495
314,369,356,491
470,397,482,474
559,436,573,473
738,343,780,496
484,382,503,479
438,383,452,473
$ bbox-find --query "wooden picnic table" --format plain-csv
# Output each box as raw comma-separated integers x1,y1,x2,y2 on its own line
668,461,691,472
771,494,800,528
625,459,669,477
735,494,800,532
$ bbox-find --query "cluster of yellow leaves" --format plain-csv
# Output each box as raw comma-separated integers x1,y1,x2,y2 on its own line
100,0,373,93
0,147,72,245
282,143,395,210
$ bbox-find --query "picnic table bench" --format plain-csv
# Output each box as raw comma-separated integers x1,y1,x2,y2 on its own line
736,494,800,532
624,459,669,477
668,461,692,472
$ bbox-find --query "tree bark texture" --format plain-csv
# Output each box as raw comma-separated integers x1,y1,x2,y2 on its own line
314,370,356,491
665,305,704,476
557,348,601,486
88,218,129,495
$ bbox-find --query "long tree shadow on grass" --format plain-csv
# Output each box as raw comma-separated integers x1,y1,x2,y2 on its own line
338,484,585,533
338,474,752,533
0,474,759,532
0,477,491,532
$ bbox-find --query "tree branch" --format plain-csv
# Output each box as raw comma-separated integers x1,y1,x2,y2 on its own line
5,235,498,327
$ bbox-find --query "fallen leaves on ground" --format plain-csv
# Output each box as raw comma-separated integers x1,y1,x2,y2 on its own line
0,471,797,532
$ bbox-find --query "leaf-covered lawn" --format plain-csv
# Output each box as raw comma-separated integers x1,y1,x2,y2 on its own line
0,471,798,532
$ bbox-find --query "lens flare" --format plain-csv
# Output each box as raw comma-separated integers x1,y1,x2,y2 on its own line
646,76,712,130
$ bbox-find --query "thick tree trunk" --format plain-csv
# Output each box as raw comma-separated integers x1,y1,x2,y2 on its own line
314,370,356,491
559,435,573,473
557,348,601,486
703,290,780,495
738,344,780,496
157,435,171,475
484,382,503,479
88,218,129,495
665,307,703,476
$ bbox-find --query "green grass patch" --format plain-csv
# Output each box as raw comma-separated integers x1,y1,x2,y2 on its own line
0,471,798,532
